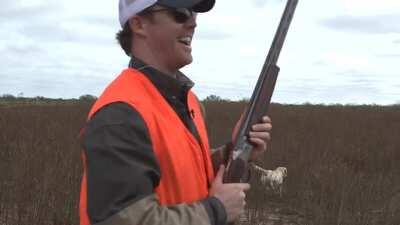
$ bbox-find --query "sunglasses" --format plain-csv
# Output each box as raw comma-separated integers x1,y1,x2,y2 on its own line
145,7,196,24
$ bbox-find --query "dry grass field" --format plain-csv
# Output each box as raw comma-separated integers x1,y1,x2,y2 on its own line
1,100,399,225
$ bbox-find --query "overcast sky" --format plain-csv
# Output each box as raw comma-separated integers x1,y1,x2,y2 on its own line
1,0,399,105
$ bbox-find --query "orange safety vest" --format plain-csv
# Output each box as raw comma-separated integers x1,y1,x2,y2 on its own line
80,68,215,225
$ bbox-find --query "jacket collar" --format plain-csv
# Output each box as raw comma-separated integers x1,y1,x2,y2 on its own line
129,56,194,102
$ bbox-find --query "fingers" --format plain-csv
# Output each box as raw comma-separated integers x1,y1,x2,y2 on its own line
251,121,272,132
223,182,250,191
234,183,250,191
249,137,267,151
248,115,272,150
237,189,247,211
262,116,271,123
220,182,250,202
238,191,246,206
249,131,271,141
214,165,225,183
241,183,251,191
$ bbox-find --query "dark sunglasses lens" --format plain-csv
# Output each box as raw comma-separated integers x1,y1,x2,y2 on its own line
172,9,192,23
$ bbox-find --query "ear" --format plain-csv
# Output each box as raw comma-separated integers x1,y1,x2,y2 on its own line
128,16,148,37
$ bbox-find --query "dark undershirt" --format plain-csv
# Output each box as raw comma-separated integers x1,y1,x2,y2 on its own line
82,56,226,225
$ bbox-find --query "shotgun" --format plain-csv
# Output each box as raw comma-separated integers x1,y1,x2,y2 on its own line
223,0,298,183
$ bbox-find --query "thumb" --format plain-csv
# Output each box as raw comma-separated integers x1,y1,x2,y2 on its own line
214,165,225,183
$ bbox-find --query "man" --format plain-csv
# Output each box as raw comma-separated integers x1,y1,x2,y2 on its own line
79,0,272,225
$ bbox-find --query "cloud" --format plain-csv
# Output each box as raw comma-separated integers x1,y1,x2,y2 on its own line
0,1,61,23
0,71,110,98
17,21,115,46
320,14,400,34
0,0,117,46
2,44,44,56
252,0,281,7
19,23,75,43
335,70,381,81
339,0,400,14
79,15,117,28
0,0,124,99
196,29,231,40
313,60,327,66
275,69,387,104
376,54,400,58
322,52,370,69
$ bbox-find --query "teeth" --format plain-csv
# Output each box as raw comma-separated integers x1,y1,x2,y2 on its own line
179,36,192,45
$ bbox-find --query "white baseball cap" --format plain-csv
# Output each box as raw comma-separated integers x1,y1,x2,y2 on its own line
119,0,215,27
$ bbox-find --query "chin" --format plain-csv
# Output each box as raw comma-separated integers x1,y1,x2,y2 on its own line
176,56,193,69
185,56,193,65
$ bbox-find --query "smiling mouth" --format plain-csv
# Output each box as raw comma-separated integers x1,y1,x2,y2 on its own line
178,36,192,46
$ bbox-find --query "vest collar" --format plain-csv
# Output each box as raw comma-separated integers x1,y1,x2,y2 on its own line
129,56,194,102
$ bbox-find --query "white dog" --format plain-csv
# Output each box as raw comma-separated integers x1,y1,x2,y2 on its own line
250,163,287,197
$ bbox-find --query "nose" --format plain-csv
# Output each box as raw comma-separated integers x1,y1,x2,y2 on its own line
185,13,197,29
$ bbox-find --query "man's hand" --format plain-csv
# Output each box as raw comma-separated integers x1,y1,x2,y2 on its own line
209,165,250,223
232,115,272,161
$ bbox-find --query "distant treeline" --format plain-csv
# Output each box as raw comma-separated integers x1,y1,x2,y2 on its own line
1,93,399,107
0,93,229,102
0,94,98,105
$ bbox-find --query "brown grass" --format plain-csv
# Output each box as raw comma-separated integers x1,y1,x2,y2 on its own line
1,101,399,225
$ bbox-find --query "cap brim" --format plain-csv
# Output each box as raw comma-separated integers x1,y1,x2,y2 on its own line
157,0,215,12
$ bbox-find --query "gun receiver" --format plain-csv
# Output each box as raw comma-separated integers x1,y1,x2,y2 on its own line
223,0,298,183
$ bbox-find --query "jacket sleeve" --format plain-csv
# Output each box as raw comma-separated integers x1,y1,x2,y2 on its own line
82,102,227,225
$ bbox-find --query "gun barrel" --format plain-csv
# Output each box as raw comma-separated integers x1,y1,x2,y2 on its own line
266,0,299,65
225,0,298,183
239,0,298,141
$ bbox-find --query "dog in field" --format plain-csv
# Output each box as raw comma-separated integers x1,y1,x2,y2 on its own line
250,163,287,197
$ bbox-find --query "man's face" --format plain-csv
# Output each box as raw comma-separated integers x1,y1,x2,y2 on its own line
141,6,197,72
